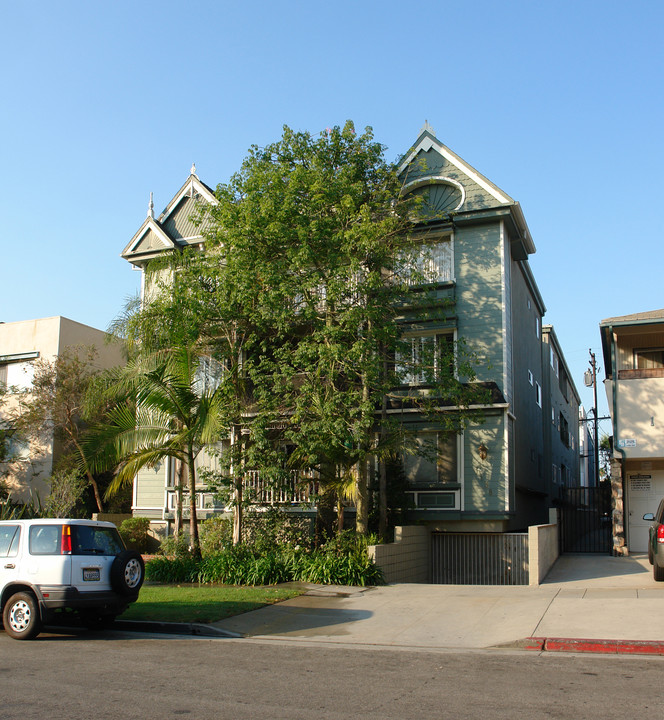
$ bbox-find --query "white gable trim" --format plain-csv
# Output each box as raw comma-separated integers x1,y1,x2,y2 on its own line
159,175,217,224
399,135,510,205
126,217,176,254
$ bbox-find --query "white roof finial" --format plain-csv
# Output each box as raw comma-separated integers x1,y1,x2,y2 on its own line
419,120,435,137
191,162,197,177
148,191,154,219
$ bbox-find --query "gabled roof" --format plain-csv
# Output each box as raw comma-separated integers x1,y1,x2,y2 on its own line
121,169,217,266
398,123,535,257
398,122,514,208
157,172,217,227
122,216,179,261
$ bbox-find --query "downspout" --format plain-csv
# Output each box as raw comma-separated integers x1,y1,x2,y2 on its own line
609,326,627,556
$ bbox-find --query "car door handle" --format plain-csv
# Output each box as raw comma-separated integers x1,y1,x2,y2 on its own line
4,563,15,569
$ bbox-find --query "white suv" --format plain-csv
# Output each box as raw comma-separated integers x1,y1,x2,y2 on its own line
0,518,144,640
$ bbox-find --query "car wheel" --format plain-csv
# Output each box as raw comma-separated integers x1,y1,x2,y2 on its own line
654,561,664,582
649,544,654,565
2,592,42,640
111,550,145,595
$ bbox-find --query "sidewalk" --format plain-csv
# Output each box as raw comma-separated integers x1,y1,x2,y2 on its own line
203,554,664,654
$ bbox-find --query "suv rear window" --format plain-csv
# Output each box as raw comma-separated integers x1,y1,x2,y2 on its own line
28,524,125,556
72,525,124,556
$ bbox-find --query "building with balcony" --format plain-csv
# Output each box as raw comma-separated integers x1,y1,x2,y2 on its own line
121,124,580,550
600,309,664,555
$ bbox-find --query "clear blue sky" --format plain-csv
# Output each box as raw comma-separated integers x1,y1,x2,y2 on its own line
2,0,662,432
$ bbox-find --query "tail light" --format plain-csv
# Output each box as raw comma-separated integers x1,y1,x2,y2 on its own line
657,524,664,544
61,525,72,554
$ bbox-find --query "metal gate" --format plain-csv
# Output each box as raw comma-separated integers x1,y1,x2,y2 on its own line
559,483,612,553
431,532,529,585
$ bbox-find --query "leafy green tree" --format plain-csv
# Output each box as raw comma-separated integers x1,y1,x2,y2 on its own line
43,469,88,518
11,348,113,512
113,121,489,545
86,346,225,558
201,122,488,537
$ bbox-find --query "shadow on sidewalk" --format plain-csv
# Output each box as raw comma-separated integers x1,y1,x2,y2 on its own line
542,554,654,586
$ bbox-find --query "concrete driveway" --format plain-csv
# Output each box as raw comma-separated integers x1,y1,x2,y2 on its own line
212,554,664,651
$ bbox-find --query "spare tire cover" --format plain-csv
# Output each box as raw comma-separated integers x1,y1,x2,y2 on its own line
111,550,145,595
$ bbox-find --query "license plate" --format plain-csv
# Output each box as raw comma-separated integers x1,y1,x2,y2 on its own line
83,568,100,582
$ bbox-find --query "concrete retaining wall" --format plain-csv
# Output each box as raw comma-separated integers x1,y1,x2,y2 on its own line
368,526,430,583
528,521,559,586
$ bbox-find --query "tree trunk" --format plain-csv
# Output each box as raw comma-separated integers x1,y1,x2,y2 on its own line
231,425,243,545
378,459,388,542
355,458,369,535
86,470,105,514
232,474,243,545
355,374,371,535
187,448,201,559
174,459,185,537
70,435,105,513
379,359,389,542
336,493,345,534
315,484,335,545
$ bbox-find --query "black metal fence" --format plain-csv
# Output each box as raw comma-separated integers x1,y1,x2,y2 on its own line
559,483,612,553
431,532,529,585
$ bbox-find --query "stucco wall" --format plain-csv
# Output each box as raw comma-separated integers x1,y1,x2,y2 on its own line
368,525,430,583
528,521,559,585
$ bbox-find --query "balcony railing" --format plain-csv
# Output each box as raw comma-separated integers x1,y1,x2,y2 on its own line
165,469,319,516
244,469,319,505
618,368,664,379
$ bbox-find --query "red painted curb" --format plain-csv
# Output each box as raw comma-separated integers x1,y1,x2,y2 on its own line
525,637,664,655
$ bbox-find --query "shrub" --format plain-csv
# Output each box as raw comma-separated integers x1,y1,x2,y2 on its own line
198,545,292,585
145,529,384,587
145,555,200,583
118,517,151,552
294,546,384,587
157,531,192,558
43,470,87,518
199,516,233,557
242,509,313,550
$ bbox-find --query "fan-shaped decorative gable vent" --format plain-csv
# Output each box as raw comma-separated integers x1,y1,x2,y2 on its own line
404,177,465,220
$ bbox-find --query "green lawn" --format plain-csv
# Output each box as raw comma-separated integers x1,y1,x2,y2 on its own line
120,583,302,624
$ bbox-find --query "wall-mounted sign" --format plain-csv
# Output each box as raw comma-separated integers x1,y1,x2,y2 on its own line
629,475,652,492
618,438,637,448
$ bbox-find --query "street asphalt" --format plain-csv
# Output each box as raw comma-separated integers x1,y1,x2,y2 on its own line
118,554,664,656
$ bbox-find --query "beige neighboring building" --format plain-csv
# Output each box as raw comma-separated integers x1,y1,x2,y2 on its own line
0,316,125,504
600,309,664,555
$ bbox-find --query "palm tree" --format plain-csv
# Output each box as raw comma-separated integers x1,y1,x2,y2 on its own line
87,346,225,558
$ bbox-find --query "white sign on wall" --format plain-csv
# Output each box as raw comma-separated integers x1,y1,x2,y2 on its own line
618,438,637,448
629,475,652,492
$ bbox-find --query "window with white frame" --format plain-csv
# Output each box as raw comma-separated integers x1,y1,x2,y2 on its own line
403,432,458,485
396,333,454,385
194,356,226,395
2,361,35,391
550,347,559,377
535,381,542,408
402,237,453,286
